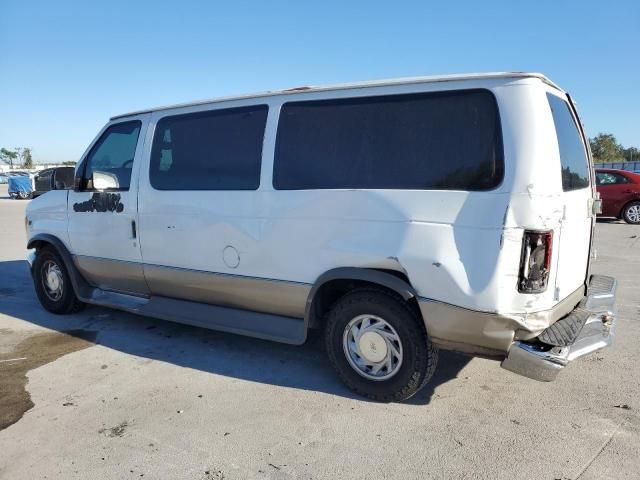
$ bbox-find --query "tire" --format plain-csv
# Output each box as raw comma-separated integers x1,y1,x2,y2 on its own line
32,247,85,314
622,201,640,224
325,288,437,402
17,191,31,199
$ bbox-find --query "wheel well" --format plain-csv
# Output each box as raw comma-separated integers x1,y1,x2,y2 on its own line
307,275,422,330
620,199,640,218
28,239,48,251
28,240,62,257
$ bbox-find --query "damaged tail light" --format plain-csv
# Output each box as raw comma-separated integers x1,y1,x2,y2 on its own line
518,230,553,293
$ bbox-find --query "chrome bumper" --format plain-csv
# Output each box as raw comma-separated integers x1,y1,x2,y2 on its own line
501,275,616,382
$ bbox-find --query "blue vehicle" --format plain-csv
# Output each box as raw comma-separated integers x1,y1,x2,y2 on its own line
8,175,33,199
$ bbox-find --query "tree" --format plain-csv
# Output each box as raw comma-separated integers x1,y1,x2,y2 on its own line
14,147,24,166
0,148,18,168
624,147,640,162
62,160,77,166
589,133,624,163
22,148,33,169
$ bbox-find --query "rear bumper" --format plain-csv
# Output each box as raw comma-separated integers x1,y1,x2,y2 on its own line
501,275,616,381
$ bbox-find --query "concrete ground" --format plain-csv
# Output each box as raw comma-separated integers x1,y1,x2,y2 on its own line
0,183,638,480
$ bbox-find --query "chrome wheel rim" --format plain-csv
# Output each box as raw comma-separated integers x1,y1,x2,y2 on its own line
342,314,403,381
627,205,640,223
41,260,64,301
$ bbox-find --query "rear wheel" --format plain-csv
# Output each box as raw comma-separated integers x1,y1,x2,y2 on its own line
325,288,437,402
622,201,640,224
33,247,85,314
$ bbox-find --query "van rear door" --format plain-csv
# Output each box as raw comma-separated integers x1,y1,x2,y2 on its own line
546,92,593,301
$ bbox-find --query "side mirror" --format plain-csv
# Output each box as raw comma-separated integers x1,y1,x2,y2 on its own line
92,170,119,190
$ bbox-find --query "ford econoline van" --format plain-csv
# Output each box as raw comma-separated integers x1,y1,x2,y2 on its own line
25,73,616,401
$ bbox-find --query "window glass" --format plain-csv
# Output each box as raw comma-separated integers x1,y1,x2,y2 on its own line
546,94,590,191
150,105,268,190
273,89,503,190
83,121,141,191
596,172,628,185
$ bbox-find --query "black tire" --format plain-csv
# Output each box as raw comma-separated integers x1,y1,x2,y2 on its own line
32,247,85,314
325,288,437,402
622,201,640,224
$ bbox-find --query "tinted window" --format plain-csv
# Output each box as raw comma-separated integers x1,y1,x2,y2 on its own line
273,90,503,190
150,105,268,190
54,167,75,189
547,94,590,191
37,170,53,181
595,171,628,185
82,121,141,191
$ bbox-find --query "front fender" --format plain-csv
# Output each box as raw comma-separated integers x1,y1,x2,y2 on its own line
27,233,92,299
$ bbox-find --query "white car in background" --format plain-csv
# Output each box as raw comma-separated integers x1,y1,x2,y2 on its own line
25,73,616,401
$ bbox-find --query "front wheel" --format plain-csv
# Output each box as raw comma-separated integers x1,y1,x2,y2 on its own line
325,288,437,402
623,201,640,224
32,247,85,314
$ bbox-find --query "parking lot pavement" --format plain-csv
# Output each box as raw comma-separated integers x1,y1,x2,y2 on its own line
0,185,638,480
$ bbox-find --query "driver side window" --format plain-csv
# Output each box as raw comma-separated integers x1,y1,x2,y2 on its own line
80,121,141,191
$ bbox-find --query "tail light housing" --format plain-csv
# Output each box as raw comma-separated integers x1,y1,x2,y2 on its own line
518,230,553,293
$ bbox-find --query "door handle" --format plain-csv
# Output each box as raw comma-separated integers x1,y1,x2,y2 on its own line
131,220,137,239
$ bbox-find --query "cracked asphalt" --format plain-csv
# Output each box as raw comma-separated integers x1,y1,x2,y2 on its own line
0,184,638,479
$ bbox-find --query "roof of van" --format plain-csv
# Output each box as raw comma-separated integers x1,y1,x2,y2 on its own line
110,72,561,120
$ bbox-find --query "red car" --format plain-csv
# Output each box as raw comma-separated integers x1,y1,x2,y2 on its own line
595,168,640,224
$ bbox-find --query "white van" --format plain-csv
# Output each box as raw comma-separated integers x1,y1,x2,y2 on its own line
26,73,616,401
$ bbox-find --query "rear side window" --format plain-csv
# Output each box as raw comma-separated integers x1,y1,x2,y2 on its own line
150,105,268,190
547,94,590,191
273,89,503,190
595,171,629,185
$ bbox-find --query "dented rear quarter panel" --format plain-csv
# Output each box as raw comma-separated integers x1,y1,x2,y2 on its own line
256,79,573,317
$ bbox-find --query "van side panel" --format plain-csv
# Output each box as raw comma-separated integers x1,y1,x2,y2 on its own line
133,78,582,352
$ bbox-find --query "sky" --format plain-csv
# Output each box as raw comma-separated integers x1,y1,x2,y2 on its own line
1,0,638,164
